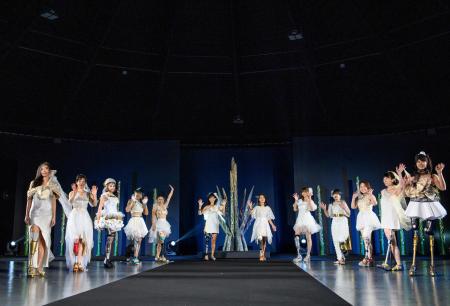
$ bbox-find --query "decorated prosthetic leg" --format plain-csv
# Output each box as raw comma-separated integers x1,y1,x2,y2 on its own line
131,239,141,264
104,232,115,268
425,220,436,276
73,240,80,272
203,233,211,260
28,231,39,277
159,233,169,263
259,239,264,261
359,237,373,267
293,235,302,263
409,219,419,276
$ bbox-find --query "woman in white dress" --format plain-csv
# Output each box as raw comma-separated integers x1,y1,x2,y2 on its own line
24,162,59,277
320,189,350,265
94,178,124,268
150,185,174,263
379,168,411,271
293,187,321,263
249,194,277,262
351,180,381,267
124,187,149,264
65,174,98,272
198,193,226,261
402,151,446,276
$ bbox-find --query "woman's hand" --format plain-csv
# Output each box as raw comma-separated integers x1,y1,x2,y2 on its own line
71,183,77,193
51,217,56,227
247,201,253,210
24,215,30,225
293,193,299,201
198,198,204,208
143,196,149,205
319,202,327,210
91,185,98,196
271,224,277,232
396,163,406,175
436,163,445,174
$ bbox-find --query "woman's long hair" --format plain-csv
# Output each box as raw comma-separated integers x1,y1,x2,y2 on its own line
31,162,51,188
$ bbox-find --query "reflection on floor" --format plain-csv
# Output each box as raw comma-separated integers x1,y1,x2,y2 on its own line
295,258,450,306
0,259,165,306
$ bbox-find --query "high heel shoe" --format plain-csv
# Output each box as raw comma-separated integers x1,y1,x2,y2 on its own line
37,269,46,277
73,262,79,272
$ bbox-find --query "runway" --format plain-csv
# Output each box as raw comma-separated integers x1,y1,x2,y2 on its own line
1,257,449,306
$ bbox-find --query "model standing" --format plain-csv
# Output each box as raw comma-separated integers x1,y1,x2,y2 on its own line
351,180,381,267
249,194,277,262
403,151,446,276
293,187,321,263
198,193,226,261
124,187,149,264
320,189,350,265
24,162,59,277
65,174,98,272
94,178,124,268
379,168,411,271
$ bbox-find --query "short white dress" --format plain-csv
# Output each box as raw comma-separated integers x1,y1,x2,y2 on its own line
293,199,321,234
124,199,149,240
203,205,222,234
328,202,350,242
251,205,275,244
94,193,124,232
380,189,411,230
149,204,172,242
355,194,381,232
404,175,447,221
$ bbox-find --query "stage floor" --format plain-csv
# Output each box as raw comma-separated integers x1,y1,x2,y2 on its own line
0,259,166,306
1,257,449,306
296,258,450,306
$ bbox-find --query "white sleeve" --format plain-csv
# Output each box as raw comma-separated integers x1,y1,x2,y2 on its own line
267,207,275,220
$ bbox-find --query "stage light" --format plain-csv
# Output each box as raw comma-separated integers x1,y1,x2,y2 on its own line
10,241,16,247
300,238,306,245
170,241,176,247
339,63,346,69
40,9,59,20
7,240,19,256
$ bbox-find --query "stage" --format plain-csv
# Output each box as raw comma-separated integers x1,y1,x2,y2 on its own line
1,257,449,306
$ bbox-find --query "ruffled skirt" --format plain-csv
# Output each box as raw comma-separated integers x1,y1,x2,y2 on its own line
124,217,149,240
405,201,447,221
94,211,125,232
356,210,381,231
251,217,273,244
149,219,171,243
293,212,321,234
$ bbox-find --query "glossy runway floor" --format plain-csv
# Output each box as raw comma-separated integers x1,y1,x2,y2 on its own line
296,258,450,306
0,259,166,306
1,257,449,306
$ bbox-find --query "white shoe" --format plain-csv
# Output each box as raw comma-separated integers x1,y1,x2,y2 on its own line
303,255,310,262
293,255,303,263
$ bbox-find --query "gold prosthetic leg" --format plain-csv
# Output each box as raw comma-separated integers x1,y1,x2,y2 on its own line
409,231,418,276
28,240,38,277
429,235,435,277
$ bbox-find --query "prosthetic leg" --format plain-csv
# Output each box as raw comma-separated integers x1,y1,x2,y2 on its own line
425,220,436,276
293,235,302,263
378,232,393,271
159,233,169,263
73,240,80,272
258,238,264,262
204,233,211,260
131,239,141,264
409,219,419,276
28,231,39,277
104,232,115,268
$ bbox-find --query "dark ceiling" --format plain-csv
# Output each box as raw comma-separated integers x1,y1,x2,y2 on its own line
1,0,449,143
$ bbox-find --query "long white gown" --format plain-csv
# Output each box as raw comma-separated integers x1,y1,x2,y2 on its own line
251,206,275,244
27,181,60,269
65,192,95,270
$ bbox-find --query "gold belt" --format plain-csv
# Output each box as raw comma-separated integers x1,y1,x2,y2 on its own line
131,213,143,218
105,215,123,220
333,214,346,217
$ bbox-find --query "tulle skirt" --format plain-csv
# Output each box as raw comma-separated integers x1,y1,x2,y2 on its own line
124,217,149,240
331,217,349,242
94,211,125,232
29,214,54,268
65,209,94,269
356,210,381,231
405,201,447,220
149,219,171,243
251,217,273,244
293,212,321,234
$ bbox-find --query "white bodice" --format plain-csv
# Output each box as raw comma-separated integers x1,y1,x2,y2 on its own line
252,205,275,220
104,195,119,215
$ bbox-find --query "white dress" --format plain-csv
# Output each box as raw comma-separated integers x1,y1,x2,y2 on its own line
380,189,411,230
65,192,94,270
203,205,222,234
149,204,172,242
94,194,124,232
124,199,149,240
293,199,321,234
251,206,275,244
404,175,447,221
328,202,350,242
355,194,381,231
27,182,59,268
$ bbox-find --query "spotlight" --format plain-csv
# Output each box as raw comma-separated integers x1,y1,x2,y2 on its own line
170,241,176,247
300,238,306,245
10,241,16,247
40,9,59,20
6,240,18,256
288,29,303,41
166,240,177,256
